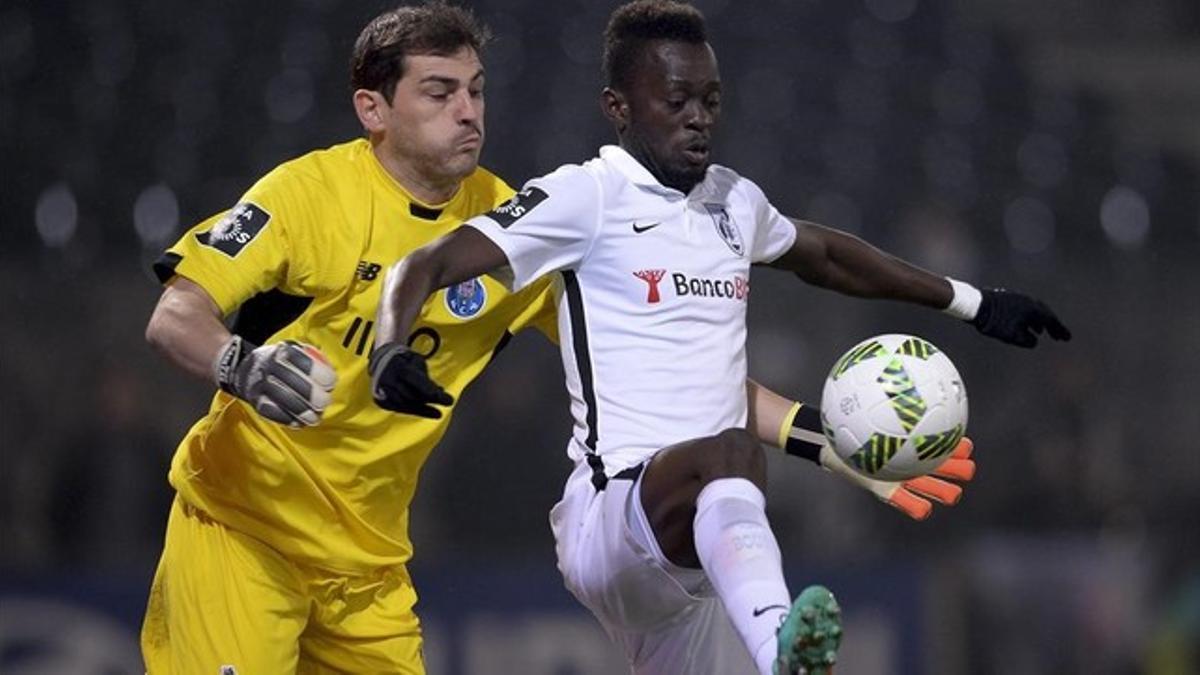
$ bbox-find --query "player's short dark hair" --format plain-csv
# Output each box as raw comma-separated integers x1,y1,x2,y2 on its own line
603,0,707,90
351,1,491,102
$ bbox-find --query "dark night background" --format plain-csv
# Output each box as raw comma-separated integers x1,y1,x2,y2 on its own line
2,0,1197,672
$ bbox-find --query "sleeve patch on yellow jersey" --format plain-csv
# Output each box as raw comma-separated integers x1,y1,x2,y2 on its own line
195,202,271,257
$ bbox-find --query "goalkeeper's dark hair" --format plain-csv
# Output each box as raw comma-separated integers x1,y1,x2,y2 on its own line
351,1,491,103
603,0,707,91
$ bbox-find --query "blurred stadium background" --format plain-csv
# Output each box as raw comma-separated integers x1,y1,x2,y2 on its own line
2,0,1198,672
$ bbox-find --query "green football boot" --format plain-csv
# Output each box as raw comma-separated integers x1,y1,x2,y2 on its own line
773,584,842,675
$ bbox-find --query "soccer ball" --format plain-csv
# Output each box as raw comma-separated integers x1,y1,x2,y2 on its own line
820,334,968,481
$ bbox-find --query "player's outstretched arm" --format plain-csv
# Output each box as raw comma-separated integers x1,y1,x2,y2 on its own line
746,380,975,520
371,227,508,417
146,277,336,427
770,218,1071,348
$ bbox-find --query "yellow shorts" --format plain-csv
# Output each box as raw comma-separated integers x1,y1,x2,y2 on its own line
141,498,424,674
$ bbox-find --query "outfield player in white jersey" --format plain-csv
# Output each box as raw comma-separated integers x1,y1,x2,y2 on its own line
369,2,1071,673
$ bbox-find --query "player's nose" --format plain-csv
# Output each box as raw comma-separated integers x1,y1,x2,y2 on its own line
685,100,714,131
454,89,482,123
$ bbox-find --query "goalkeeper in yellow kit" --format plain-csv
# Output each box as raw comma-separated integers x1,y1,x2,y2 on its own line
140,3,978,673
140,5,560,673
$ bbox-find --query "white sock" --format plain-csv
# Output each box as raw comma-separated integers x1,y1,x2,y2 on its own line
694,478,791,675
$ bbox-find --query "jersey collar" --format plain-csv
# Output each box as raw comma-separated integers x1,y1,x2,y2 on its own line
600,145,712,200
365,141,459,220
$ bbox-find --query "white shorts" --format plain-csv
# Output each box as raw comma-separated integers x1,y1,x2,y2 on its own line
549,461,756,674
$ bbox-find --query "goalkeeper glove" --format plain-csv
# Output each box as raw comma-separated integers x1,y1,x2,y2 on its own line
369,342,454,418
214,336,337,427
818,439,975,520
945,279,1071,348
780,403,976,520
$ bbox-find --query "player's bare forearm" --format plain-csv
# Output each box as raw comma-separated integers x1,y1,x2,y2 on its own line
773,218,952,310
145,277,233,384
375,248,442,347
375,226,510,345
746,379,799,449
746,380,823,463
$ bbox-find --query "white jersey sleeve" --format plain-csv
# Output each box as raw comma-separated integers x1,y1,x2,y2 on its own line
742,178,797,264
465,164,602,291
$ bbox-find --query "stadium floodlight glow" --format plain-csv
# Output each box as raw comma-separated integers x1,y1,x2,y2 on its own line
1100,185,1151,250
1004,196,1056,254
133,183,180,248
35,183,78,248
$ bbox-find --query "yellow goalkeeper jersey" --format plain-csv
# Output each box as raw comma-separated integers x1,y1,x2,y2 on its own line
153,138,556,574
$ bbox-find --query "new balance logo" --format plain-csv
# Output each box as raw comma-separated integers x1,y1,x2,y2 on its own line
357,261,382,282
633,269,666,303
632,221,662,234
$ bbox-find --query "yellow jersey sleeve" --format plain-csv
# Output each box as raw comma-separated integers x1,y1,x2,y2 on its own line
154,164,322,316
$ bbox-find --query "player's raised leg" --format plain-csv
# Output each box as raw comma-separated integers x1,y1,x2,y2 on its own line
640,428,839,675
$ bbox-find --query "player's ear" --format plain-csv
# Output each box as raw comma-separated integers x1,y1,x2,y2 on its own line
353,89,387,134
601,87,629,132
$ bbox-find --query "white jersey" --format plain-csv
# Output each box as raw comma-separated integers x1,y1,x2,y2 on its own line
468,145,796,484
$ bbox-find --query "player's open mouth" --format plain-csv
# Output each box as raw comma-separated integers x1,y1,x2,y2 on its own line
683,144,709,163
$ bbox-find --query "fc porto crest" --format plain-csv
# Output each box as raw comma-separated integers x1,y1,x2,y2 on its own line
703,203,744,256
445,277,487,318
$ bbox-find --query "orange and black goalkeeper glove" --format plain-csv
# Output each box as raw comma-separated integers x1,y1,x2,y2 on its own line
818,439,975,520
779,402,976,520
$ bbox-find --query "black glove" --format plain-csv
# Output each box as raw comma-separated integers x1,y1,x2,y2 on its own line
215,336,337,427
971,288,1072,348
369,342,454,418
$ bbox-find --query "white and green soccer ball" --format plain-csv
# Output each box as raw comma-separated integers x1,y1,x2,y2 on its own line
821,334,968,481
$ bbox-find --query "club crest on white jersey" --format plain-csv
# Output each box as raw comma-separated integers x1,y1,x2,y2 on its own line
703,203,744,256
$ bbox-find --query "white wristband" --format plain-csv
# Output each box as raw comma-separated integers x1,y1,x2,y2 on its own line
943,278,982,321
